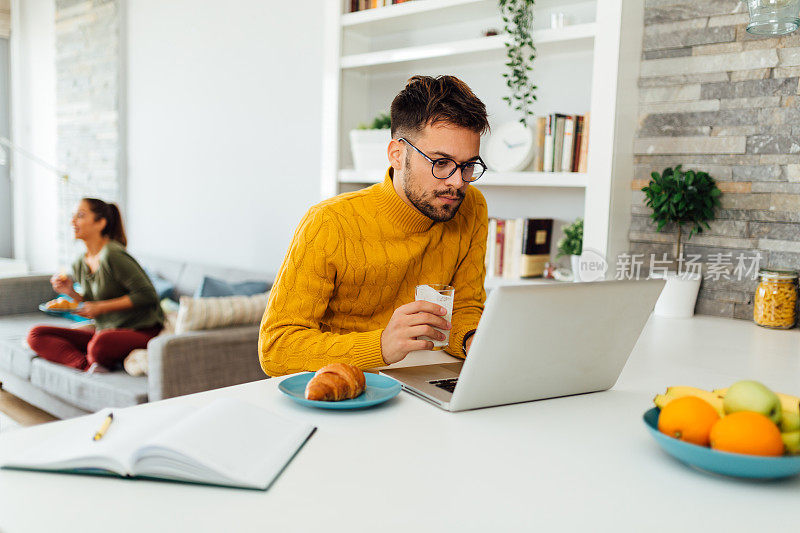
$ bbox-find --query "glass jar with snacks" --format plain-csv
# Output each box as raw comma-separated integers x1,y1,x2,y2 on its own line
753,268,798,329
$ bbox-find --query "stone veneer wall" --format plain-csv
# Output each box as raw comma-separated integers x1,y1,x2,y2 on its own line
55,0,121,264
632,0,800,320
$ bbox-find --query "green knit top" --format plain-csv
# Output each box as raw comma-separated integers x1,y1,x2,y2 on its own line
71,240,164,331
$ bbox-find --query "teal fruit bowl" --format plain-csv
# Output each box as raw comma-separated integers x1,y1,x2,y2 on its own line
643,407,800,479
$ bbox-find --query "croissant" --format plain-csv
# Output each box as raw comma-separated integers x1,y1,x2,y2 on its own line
305,363,366,401
45,297,78,310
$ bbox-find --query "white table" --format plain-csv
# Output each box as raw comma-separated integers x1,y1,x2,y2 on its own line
1,315,798,532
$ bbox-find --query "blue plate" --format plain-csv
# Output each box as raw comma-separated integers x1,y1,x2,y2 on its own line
279,372,401,410
38,303,90,323
643,407,800,479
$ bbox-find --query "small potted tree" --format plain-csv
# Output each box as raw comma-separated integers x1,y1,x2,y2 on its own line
349,112,392,173
557,218,583,282
641,165,722,317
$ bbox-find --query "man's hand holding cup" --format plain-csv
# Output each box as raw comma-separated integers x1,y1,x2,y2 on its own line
380,301,451,365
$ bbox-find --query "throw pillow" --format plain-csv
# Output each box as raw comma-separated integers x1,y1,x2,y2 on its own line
122,308,178,376
124,349,148,377
144,268,176,301
174,292,269,334
194,276,272,298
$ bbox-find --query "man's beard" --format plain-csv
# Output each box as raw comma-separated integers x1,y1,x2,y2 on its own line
402,156,465,222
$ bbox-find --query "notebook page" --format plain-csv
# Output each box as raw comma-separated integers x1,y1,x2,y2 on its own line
132,398,315,489
1,404,190,475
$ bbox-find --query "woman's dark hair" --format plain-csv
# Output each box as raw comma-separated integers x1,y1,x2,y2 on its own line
82,198,127,247
390,75,489,140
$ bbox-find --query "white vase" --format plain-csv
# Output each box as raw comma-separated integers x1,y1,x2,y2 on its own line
570,255,581,282
651,271,702,318
349,129,392,172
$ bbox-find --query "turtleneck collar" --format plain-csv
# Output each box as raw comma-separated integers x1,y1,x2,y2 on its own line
374,167,435,233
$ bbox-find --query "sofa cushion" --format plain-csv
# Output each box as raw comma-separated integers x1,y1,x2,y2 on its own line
176,263,272,300
0,274,55,316
133,254,185,286
29,358,148,412
134,253,274,299
194,276,271,298
0,313,76,379
0,312,75,340
144,268,176,301
0,338,37,380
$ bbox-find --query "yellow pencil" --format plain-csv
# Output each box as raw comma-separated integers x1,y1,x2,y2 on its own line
92,412,114,441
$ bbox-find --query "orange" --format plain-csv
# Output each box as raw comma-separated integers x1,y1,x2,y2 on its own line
658,396,720,446
709,411,784,456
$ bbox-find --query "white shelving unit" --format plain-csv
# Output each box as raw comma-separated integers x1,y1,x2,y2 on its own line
341,0,495,31
484,276,560,291
321,0,644,286
339,168,588,188
340,24,596,72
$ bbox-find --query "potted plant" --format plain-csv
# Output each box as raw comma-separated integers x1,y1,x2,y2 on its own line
557,218,583,282
349,112,392,172
641,165,722,318
498,0,537,126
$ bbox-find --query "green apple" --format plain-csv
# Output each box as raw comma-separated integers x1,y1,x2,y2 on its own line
782,431,800,455
781,410,800,432
723,380,783,425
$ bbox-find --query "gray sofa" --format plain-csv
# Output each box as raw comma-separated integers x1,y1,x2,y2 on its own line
0,256,272,419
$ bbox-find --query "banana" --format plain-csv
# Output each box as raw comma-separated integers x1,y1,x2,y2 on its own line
653,394,671,410
781,410,800,432
666,385,722,398
777,392,800,415
782,431,800,455
714,387,799,415
656,387,725,417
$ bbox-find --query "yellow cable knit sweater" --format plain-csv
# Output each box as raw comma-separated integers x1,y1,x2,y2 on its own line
259,167,488,377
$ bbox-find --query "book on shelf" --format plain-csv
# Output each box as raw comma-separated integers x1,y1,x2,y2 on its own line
503,219,523,280
536,113,589,173
485,218,497,277
552,115,566,173
543,115,555,173
487,217,553,279
521,219,554,278
501,219,513,280
534,116,546,172
572,115,584,174
494,219,506,278
350,0,410,12
0,398,316,491
561,116,575,173
578,112,590,173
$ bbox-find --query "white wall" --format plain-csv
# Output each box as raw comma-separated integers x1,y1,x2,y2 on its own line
9,0,58,272
125,0,325,274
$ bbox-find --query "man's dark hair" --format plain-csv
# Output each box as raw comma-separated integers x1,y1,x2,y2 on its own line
390,75,489,139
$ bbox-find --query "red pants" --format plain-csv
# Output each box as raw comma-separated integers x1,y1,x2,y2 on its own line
26,325,162,371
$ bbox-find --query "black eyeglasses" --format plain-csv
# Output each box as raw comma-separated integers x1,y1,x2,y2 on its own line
398,138,487,183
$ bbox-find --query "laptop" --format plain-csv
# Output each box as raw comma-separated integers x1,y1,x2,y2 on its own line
380,279,665,412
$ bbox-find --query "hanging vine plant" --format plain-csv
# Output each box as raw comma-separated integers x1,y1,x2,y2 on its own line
498,0,537,127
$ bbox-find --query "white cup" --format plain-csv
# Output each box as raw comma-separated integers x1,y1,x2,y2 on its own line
415,284,454,350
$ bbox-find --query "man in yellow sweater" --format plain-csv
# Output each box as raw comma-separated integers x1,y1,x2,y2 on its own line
259,75,489,376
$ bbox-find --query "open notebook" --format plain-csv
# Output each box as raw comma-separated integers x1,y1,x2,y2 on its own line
1,397,316,490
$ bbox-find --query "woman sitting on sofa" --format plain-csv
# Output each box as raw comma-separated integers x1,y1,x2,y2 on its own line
27,198,164,373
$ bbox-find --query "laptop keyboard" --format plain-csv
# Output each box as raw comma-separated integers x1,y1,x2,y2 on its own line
428,378,459,393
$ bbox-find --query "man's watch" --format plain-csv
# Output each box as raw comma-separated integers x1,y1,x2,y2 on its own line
462,330,476,356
